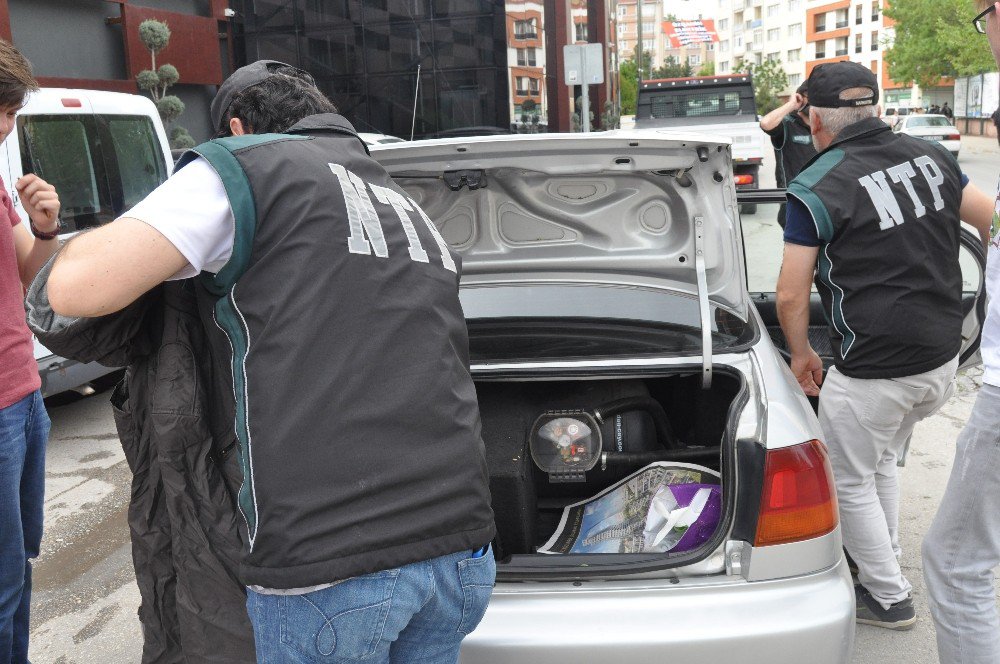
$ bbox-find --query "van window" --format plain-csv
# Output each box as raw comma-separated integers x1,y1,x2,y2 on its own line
17,114,167,233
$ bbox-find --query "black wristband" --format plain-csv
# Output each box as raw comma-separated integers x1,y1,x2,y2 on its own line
29,218,60,240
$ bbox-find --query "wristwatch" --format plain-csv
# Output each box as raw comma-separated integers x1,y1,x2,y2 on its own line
29,217,61,240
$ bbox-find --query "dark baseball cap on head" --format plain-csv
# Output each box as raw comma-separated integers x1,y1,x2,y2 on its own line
796,80,809,97
210,59,316,131
808,61,879,108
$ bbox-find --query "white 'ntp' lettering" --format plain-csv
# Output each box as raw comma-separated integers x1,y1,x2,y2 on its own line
410,198,457,273
369,184,430,263
913,155,946,212
859,170,905,230
329,163,389,257
886,161,926,218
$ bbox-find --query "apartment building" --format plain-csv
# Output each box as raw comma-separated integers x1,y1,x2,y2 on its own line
803,1,943,109
507,0,548,128
713,0,808,97
616,0,661,63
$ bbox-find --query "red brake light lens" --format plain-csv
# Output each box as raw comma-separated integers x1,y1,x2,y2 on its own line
755,440,838,547
734,174,755,186
946,133,961,141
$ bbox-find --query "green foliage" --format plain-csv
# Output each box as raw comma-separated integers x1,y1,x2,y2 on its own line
138,20,171,55
737,59,788,114
169,126,196,150
157,95,185,123
619,58,639,115
884,0,995,88
652,56,693,80
136,69,159,91
157,64,179,88
697,61,716,77
571,95,594,132
601,100,620,129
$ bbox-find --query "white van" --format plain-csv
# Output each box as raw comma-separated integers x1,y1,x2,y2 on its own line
5,88,173,396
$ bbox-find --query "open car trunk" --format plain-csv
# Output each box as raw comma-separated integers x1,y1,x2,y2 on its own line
476,367,747,579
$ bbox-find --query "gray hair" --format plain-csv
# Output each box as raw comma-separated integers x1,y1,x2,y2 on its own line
812,86,878,141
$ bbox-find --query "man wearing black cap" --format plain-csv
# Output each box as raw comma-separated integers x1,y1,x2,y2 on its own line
759,80,816,227
43,60,497,662
775,61,995,630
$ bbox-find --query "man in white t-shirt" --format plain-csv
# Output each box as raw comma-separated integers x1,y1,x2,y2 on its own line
922,3,1000,661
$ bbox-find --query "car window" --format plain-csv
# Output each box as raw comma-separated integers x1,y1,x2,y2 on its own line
18,114,168,233
460,283,755,361
905,116,952,128
649,91,742,118
740,198,817,294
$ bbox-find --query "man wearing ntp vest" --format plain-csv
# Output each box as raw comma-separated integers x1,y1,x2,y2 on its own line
44,61,496,662
759,80,816,228
776,62,995,631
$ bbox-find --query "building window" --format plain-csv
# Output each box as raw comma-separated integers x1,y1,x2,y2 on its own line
835,36,848,56
872,2,880,21
787,48,800,62
514,18,537,39
643,39,654,50
688,54,701,65
766,51,780,62
641,4,655,16
575,22,588,42
721,39,730,52
788,0,801,10
788,23,802,38
855,4,863,24
516,76,540,96
719,18,729,31
871,30,878,50
836,9,848,28
618,5,627,17
768,28,780,41
720,60,729,72
642,21,657,35
855,33,863,53
618,23,627,36
815,41,826,59
754,28,763,44
789,73,802,87
768,4,780,17
814,13,826,32
516,48,536,67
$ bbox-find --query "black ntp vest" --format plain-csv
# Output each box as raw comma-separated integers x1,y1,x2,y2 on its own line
179,114,495,588
788,117,965,379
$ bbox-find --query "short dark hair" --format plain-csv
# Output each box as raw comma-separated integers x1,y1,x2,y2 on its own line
0,39,37,109
218,67,337,137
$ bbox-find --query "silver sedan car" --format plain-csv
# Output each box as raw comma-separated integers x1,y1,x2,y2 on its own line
370,132,986,662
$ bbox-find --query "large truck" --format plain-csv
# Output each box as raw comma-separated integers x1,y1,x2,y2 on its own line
634,75,766,206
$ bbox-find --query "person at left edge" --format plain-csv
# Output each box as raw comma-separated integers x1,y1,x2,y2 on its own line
42,60,496,663
0,38,62,664
759,79,816,229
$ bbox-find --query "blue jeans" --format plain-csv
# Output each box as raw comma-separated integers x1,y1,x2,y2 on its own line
247,548,496,663
0,391,49,663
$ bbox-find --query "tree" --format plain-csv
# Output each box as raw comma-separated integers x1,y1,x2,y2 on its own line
571,95,595,132
737,59,788,114
884,0,995,88
135,19,194,149
652,56,693,80
697,61,716,77
619,51,653,115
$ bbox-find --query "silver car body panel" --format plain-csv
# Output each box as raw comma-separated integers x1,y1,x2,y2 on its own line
460,559,854,663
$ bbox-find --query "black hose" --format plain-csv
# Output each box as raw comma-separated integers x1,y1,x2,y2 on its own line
602,448,720,465
592,397,680,450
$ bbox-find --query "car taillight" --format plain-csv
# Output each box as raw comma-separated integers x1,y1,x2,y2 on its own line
734,174,755,186
946,133,960,141
61,98,82,108
755,440,838,547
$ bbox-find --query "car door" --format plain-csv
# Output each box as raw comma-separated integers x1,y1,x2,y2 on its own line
737,189,988,373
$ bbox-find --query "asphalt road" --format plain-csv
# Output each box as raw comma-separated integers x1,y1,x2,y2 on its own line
25,134,1000,663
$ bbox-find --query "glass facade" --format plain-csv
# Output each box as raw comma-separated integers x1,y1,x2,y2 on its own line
242,0,510,138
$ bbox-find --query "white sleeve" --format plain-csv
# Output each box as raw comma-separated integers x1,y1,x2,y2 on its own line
124,157,236,280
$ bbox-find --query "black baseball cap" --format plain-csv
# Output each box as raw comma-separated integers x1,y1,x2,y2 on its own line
210,60,316,132
796,80,809,97
808,62,879,108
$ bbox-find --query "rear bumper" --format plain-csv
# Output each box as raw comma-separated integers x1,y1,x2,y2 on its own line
461,558,855,663
37,355,118,397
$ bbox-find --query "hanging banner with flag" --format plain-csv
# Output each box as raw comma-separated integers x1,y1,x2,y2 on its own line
663,20,719,48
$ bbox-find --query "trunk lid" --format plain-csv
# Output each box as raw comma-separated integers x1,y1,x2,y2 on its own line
372,132,748,320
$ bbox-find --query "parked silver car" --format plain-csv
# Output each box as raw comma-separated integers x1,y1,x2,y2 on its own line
370,133,987,662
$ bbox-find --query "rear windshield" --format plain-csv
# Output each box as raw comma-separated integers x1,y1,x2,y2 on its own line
461,283,755,362
906,116,952,128
646,90,749,119
17,114,168,233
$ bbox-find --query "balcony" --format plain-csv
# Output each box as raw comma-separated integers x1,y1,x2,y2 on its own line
513,31,537,40
815,51,826,59
836,20,848,28
835,49,848,56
